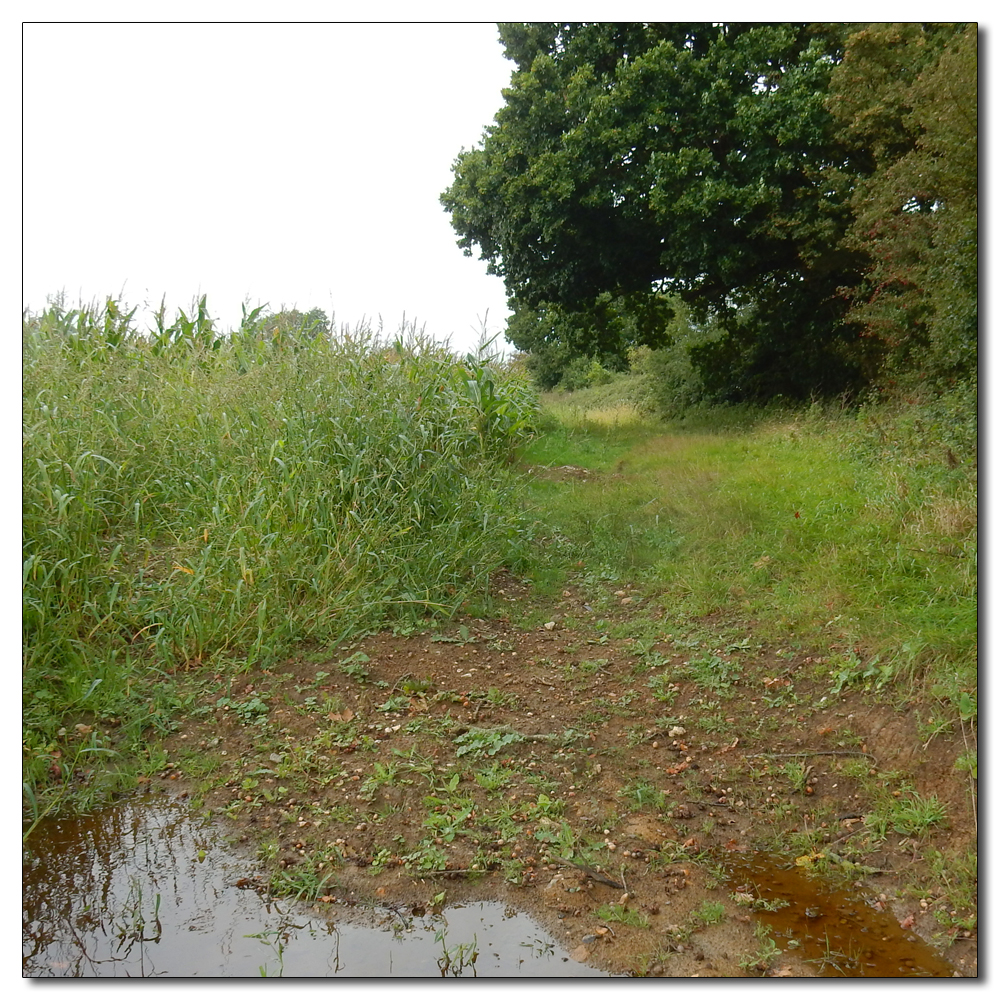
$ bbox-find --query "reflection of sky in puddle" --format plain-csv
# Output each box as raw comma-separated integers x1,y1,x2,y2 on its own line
23,794,608,977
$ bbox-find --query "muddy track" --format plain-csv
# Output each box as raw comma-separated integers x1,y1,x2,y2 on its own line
159,584,977,977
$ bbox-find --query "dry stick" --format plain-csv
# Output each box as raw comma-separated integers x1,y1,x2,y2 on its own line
827,825,866,847
745,750,877,762
959,715,978,833
550,855,625,890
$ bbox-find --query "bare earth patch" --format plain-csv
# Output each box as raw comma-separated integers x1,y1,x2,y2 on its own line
158,582,977,978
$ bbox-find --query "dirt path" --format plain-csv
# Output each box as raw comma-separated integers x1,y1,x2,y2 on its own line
159,580,977,977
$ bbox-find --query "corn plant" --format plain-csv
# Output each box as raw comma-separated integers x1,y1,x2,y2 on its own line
22,298,539,815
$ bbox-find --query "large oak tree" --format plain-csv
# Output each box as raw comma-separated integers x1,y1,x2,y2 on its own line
443,22,871,400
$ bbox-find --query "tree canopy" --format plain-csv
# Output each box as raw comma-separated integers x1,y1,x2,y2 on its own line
442,22,977,400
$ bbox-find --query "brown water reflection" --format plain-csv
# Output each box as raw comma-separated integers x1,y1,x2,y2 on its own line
22,793,607,977
724,853,956,977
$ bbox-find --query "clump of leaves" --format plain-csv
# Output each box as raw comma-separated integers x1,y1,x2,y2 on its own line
454,728,524,758
402,841,450,872
216,696,270,725
524,793,565,819
377,695,410,712
681,654,740,694
739,923,782,974
473,762,517,792
621,779,667,811
647,674,679,704
691,900,726,927
829,652,890,695
339,652,371,683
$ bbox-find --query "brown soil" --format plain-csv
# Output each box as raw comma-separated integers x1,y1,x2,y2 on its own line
158,576,977,978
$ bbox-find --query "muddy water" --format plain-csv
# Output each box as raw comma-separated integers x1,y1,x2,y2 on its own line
24,794,958,978
22,794,607,978
724,854,956,977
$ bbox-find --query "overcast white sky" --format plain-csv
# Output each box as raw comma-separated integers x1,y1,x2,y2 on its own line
22,21,516,355
21,10,990,359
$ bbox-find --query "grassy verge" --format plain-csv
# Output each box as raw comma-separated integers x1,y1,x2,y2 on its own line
520,386,977,715
22,300,538,826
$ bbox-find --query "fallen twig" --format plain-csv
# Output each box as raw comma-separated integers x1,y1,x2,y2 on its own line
550,855,625,890
746,750,877,762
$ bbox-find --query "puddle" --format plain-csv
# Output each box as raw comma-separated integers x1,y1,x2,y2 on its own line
723,853,956,977
24,794,961,977
22,794,608,977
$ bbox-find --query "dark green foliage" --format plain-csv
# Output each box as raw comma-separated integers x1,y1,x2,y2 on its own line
508,293,675,388
827,23,977,386
443,22,869,399
442,21,977,403
258,307,331,345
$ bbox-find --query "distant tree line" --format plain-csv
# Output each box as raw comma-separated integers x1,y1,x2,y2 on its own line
442,22,977,401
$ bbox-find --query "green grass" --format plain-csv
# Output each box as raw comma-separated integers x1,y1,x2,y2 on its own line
865,789,949,840
22,297,538,818
594,903,649,928
23,299,976,858
519,390,977,711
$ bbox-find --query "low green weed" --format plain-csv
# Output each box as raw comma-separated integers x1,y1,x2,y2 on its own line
422,800,475,842
532,820,577,857
454,728,524,758
359,762,404,801
472,687,518,709
781,760,811,793
473,762,517,793
377,695,410,713
594,903,649,928
680,654,740,694
954,751,977,779
338,653,372,683
402,841,450,872
922,846,978,929
215,696,270,726
620,779,666,812
524,793,565,819
739,923,783,973
691,900,727,927
268,850,340,901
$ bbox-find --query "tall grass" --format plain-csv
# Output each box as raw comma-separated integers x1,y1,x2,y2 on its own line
23,298,537,807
